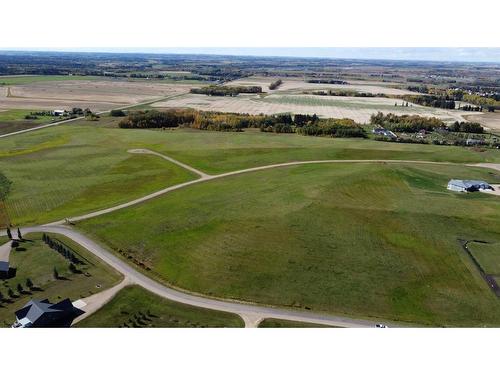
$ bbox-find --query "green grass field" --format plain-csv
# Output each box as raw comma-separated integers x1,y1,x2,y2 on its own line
77,162,500,326
468,242,500,275
77,285,244,327
1,123,499,227
0,124,197,227
0,232,122,326
258,318,332,328
0,75,100,85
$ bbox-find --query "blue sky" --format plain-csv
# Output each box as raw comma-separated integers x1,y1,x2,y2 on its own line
5,48,498,63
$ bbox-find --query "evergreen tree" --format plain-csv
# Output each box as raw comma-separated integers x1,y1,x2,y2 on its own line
17,283,23,294
53,267,59,280
69,263,77,273
17,228,22,240
0,291,4,303
26,278,33,290
6,228,11,239
8,288,15,298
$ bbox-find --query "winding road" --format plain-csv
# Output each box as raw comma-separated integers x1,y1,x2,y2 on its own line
2,148,500,327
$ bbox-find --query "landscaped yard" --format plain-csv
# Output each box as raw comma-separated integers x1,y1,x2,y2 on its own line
77,162,500,326
77,285,244,328
0,232,122,327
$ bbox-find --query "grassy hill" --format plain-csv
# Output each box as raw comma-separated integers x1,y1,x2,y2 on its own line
77,162,500,326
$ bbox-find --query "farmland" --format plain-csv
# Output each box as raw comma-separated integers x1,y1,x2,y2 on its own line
0,123,197,227
1,122,499,228
76,285,244,328
0,109,59,135
0,232,122,326
77,162,500,326
153,87,467,124
0,75,101,85
0,79,197,112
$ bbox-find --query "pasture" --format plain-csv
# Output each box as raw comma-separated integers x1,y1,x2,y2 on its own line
0,232,122,326
76,285,244,328
1,123,499,227
77,162,500,326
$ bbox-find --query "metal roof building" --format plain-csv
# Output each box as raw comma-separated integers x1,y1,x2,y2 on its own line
447,179,493,192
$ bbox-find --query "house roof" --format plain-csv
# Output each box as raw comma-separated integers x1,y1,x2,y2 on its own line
15,298,83,327
0,261,9,272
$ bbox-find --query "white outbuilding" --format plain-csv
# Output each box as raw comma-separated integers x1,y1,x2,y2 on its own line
447,179,493,192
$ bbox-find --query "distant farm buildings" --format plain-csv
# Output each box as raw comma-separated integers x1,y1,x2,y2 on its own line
53,109,66,116
447,180,494,193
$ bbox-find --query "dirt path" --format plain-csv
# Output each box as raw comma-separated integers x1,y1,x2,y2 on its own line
2,151,500,328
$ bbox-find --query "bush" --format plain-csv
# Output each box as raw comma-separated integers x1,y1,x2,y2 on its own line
110,109,126,117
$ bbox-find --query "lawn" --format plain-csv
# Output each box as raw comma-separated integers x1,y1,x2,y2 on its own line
77,162,500,326
0,109,58,135
1,123,499,227
77,285,244,328
0,75,100,85
0,232,122,327
258,318,333,328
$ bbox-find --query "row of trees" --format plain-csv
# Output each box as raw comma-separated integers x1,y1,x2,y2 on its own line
306,79,347,84
310,90,387,98
190,85,262,96
269,79,283,90
0,278,34,303
449,121,484,133
42,234,84,265
370,112,444,133
403,95,456,109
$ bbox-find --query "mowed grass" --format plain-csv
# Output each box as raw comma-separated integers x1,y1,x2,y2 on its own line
0,123,499,227
0,75,100,85
78,163,500,326
77,285,244,328
0,124,197,227
258,319,333,328
0,232,122,326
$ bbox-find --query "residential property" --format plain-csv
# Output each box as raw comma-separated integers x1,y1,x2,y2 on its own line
372,128,397,139
0,260,9,277
12,298,84,328
447,179,494,193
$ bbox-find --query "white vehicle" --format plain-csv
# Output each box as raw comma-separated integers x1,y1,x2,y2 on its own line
375,324,388,328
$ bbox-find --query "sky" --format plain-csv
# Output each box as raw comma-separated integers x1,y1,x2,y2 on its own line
4,48,499,63
1,0,499,63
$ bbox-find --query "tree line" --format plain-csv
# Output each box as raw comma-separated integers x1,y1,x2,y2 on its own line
190,85,262,96
403,95,456,109
42,234,85,266
310,90,387,98
118,109,365,138
306,79,348,84
370,112,444,133
269,79,283,90
449,121,484,133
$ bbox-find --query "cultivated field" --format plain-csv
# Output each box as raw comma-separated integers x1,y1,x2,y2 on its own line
153,92,467,123
464,112,500,132
77,162,500,326
0,79,196,112
226,76,422,96
77,285,244,328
